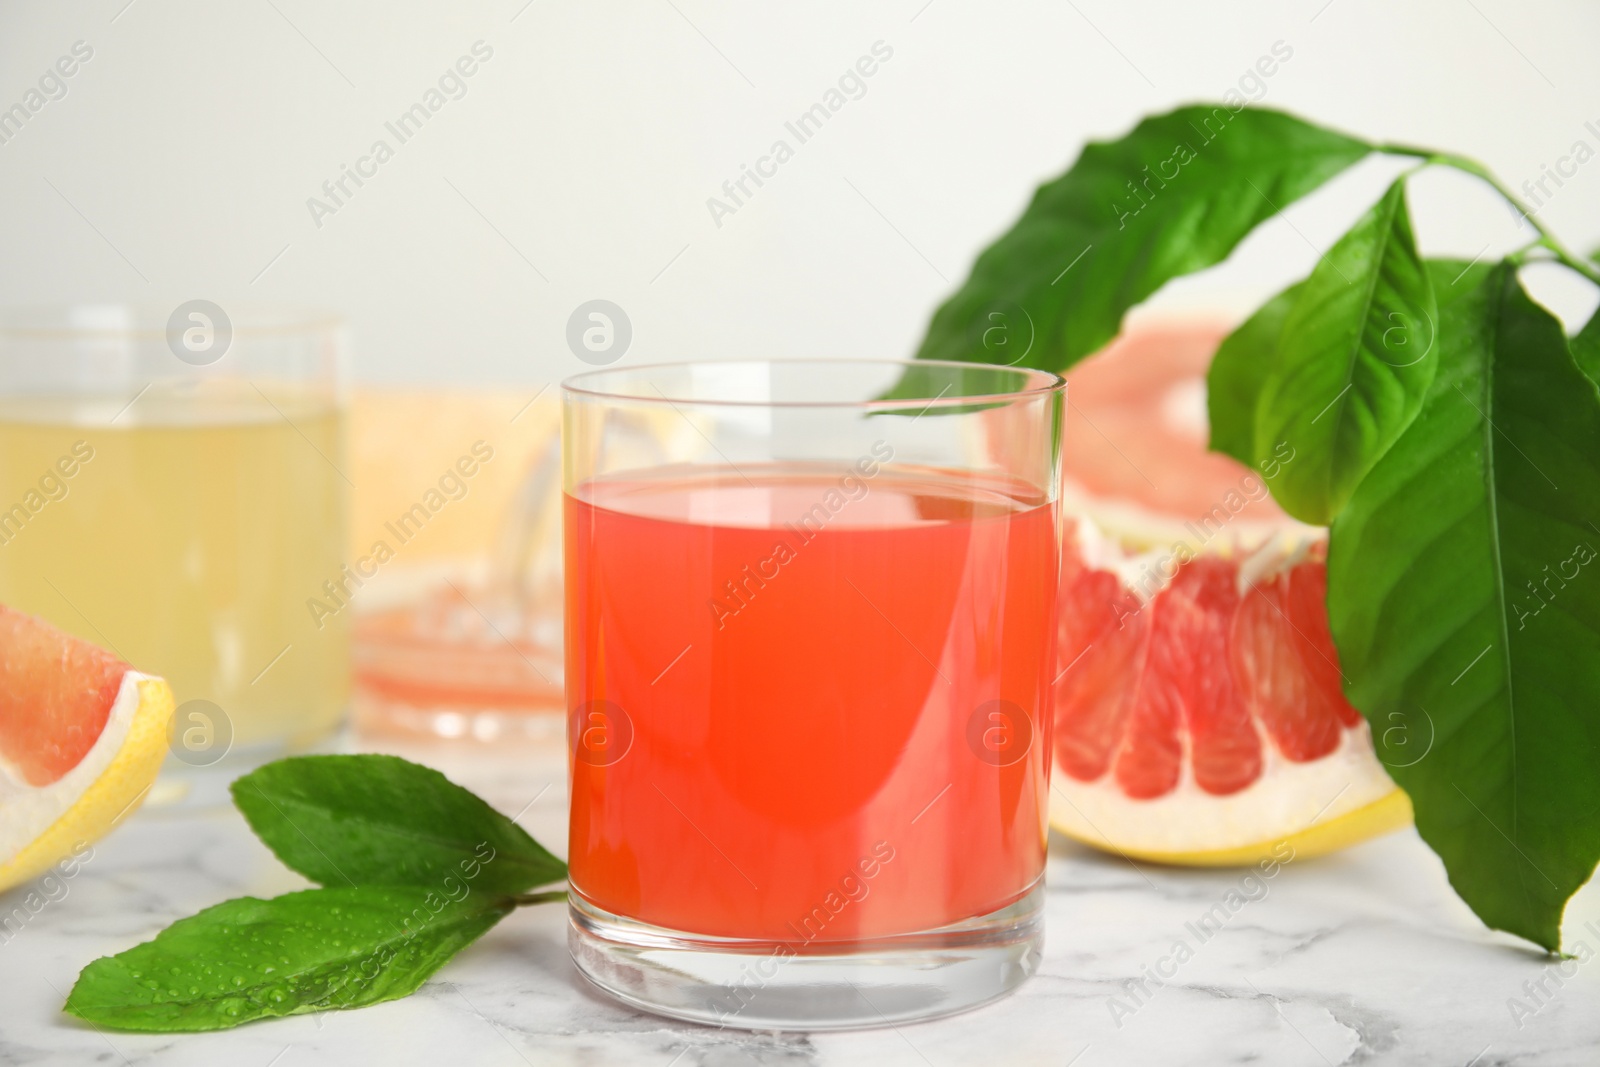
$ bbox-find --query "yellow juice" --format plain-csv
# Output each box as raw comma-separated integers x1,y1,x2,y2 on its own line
0,385,348,750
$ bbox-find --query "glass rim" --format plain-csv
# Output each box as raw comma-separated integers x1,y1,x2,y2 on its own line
561,358,1065,411
0,303,343,341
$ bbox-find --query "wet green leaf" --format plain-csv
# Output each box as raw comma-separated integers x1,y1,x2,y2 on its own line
65,887,513,1031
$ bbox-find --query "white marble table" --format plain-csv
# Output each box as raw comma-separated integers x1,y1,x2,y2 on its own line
4,733,1598,1067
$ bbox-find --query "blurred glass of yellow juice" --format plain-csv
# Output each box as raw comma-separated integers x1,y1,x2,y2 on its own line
0,382,349,751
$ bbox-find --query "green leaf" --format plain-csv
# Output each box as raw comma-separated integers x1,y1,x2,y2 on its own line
1206,279,1304,467
1327,263,1600,951
1207,258,1490,470
909,105,1369,375
1429,257,1495,305
1572,304,1600,389
65,887,513,1031
1254,177,1438,525
231,755,565,895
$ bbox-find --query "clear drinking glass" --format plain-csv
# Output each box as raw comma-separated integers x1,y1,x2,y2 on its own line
0,304,348,767
563,359,1063,1029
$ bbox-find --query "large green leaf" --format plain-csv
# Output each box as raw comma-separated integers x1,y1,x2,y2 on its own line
1255,178,1437,525
1572,304,1600,389
1208,259,1490,472
232,755,565,896
910,105,1369,374
1206,279,1304,467
1327,263,1600,951
1429,258,1495,308
65,887,514,1031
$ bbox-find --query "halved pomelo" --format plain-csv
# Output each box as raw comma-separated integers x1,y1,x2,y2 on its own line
1051,526,1410,863
1049,322,1410,865
0,605,174,892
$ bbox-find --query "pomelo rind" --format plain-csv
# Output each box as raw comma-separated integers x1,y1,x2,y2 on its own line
1051,786,1413,867
0,675,174,893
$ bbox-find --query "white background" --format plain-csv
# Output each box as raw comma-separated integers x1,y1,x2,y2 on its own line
1,0,1597,385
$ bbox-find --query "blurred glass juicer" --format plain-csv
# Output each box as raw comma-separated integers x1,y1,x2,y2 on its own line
350,439,562,740
0,305,348,762
349,408,663,742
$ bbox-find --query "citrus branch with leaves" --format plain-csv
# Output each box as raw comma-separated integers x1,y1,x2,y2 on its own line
903,104,1600,953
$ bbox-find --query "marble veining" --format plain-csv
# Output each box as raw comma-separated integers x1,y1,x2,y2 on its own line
1,735,1597,1066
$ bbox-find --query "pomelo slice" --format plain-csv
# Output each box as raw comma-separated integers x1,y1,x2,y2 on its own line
1049,322,1410,865
1051,529,1409,863
0,605,175,892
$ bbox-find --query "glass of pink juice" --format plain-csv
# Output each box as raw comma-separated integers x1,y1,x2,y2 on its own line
563,360,1063,1029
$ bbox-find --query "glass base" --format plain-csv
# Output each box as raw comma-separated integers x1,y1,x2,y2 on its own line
567,882,1044,1031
